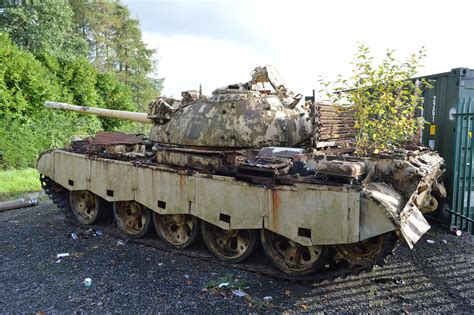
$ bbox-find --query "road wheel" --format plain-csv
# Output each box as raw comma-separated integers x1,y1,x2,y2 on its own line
261,229,328,275
201,221,256,263
153,213,200,249
113,201,152,238
69,190,101,225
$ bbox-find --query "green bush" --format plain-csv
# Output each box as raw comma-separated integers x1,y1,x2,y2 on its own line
0,34,138,170
0,34,63,119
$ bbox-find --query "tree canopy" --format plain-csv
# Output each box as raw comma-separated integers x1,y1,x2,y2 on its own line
0,0,87,60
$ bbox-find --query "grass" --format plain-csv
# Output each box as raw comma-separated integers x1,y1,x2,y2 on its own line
0,168,42,200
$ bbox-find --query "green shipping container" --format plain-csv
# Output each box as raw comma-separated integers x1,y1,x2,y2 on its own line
418,68,474,232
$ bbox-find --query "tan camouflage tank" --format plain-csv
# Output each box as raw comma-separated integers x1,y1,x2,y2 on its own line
37,66,445,277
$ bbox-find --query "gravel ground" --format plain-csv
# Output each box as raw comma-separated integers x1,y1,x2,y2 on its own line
1,201,473,313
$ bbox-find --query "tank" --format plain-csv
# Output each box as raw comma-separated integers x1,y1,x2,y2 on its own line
37,66,446,277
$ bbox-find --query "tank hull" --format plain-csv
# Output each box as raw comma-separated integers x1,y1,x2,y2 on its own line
37,148,441,248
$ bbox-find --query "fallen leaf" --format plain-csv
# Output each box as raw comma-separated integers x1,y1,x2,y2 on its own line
299,303,309,311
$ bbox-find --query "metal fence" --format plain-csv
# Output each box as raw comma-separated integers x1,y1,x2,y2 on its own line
450,97,474,234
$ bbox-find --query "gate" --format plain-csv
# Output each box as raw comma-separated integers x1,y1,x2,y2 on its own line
451,97,474,234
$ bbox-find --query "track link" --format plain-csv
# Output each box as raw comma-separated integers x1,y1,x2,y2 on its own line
40,176,398,283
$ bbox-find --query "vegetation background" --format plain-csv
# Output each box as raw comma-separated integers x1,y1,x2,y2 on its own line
0,0,162,170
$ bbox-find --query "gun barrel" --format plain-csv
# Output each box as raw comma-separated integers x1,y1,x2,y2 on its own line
44,101,152,124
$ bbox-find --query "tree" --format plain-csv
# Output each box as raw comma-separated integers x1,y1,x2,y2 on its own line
68,0,162,111
68,0,89,38
0,0,87,60
320,44,431,155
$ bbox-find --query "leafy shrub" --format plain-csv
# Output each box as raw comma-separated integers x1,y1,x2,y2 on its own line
320,44,431,154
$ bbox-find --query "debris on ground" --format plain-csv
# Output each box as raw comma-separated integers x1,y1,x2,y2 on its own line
68,228,103,240
83,278,92,288
393,276,405,285
298,303,309,311
426,239,435,244
0,198,38,212
263,296,273,301
116,240,126,246
55,252,82,263
232,289,248,297
206,275,248,296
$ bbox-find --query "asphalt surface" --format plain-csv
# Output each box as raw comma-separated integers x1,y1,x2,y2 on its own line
1,201,473,313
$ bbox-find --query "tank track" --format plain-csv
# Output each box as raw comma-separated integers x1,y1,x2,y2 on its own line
40,175,399,283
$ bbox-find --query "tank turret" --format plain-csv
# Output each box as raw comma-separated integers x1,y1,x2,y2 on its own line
147,66,313,148
46,66,323,149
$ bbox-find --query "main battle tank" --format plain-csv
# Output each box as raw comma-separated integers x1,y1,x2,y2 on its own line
37,66,446,277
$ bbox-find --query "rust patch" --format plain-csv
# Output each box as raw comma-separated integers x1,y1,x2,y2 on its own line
91,132,143,145
179,174,186,191
271,189,280,228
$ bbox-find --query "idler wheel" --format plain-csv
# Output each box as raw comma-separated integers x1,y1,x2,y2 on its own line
334,233,391,268
420,194,439,213
260,229,328,276
113,201,152,238
69,190,101,225
153,213,200,249
201,221,256,263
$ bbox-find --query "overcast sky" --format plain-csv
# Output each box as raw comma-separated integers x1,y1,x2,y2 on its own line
123,0,474,98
